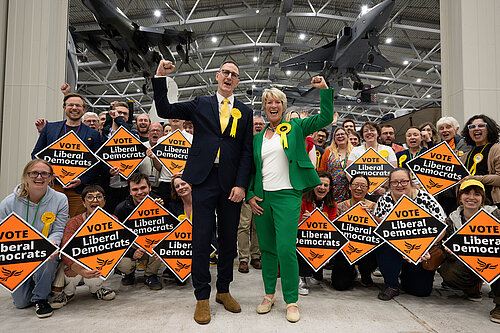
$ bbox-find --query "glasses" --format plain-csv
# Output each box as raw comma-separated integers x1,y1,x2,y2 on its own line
467,123,487,130
85,119,98,124
85,195,105,202
219,69,239,79
351,183,368,190
27,171,52,179
65,103,83,108
389,179,410,187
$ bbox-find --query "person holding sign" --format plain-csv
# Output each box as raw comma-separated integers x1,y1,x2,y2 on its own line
396,126,428,182
334,174,378,289
347,122,398,196
247,77,334,323
319,127,353,203
373,168,446,300
459,115,500,208
51,185,116,309
438,180,500,323
298,171,337,295
154,60,253,325
0,159,69,318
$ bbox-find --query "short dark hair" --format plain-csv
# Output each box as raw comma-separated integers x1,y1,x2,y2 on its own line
128,172,150,187
63,93,86,108
381,124,395,131
359,121,381,138
220,60,239,70
461,114,500,146
112,102,129,110
342,119,356,128
350,174,370,186
81,185,105,200
457,185,488,206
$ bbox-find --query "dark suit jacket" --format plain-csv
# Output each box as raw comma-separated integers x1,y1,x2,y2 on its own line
31,120,102,188
152,78,253,192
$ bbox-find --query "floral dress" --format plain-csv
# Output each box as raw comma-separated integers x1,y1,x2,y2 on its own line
326,152,350,203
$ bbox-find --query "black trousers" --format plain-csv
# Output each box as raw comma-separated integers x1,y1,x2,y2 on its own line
331,252,378,291
191,166,242,300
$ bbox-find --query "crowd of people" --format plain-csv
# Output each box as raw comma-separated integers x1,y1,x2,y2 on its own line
0,58,499,325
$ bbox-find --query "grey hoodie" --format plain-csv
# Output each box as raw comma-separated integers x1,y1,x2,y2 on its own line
0,185,69,244
445,205,500,239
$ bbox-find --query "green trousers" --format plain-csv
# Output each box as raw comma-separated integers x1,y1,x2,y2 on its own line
254,189,301,303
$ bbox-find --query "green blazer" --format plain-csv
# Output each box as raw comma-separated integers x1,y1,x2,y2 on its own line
247,88,334,200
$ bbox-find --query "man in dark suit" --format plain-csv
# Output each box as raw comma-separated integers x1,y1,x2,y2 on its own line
153,60,253,325
32,93,101,217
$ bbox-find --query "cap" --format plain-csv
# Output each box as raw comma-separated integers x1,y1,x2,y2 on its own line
459,179,485,192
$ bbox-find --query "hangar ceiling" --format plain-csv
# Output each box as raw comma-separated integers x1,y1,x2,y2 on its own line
70,0,441,124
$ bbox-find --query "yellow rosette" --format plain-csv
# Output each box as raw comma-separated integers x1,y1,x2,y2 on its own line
178,214,187,221
276,123,291,149
230,108,241,138
380,150,389,159
41,212,56,237
469,153,483,175
398,154,407,167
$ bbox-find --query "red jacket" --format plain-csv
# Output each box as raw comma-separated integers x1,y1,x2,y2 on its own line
300,200,337,222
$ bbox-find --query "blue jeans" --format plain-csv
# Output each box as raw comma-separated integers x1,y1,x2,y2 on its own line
11,258,58,308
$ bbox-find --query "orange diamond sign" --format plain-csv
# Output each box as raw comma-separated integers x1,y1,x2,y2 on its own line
154,219,193,282
444,209,500,284
374,195,447,264
96,126,147,179
406,141,469,196
35,131,99,186
151,130,191,176
124,196,180,255
60,207,137,279
332,202,384,264
296,209,348,272
0,213,58,293
345,148,394,194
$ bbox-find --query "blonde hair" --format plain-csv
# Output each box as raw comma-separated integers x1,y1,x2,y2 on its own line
328,127,353,160
262,88,287,113
284,110,300,122
18,159,53,198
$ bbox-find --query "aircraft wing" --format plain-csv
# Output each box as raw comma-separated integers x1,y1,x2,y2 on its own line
137,27,193,45
279,39,337,72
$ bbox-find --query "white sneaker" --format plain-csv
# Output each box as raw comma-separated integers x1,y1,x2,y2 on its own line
50,292,75,309
92,288,116,301
298,277,309,296
373,268,382,277
309,277,321,286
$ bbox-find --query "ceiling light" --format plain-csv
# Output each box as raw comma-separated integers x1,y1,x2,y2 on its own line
255,9,260,13
286,70,292,76
211,36,217,43
361,5,369,15
347,106,352,109
252,84,256,89
383,99,388,103
136,88,141,93
299,33,306,40
426,94,431,98
154,10,161,17
416,78,422,83
253,56,258,62
403,60,409,65
385,37,392,44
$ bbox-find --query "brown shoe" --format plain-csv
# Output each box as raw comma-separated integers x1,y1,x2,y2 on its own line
194,300,210,324
238,261,249,273
250,258,262,269
215,292,241,313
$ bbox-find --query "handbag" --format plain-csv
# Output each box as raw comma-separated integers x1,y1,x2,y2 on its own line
422,245,445,271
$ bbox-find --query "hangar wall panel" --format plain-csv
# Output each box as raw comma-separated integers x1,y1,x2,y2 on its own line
0,0,68,199
441,0,500,126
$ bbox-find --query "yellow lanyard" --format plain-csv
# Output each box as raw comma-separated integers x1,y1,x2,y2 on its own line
467,144,489,175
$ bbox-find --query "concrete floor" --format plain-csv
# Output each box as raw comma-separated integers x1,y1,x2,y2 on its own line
0,262,497,333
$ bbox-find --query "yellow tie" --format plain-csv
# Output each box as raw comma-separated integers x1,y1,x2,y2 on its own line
220,98,230,132
217,99,230,159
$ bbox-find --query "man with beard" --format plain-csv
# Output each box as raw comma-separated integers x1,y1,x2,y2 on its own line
138,122,164,195
136,113,151,142
380,125,405,154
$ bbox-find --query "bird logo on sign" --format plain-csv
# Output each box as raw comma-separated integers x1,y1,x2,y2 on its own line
308,250,324,261
404,242,421,254
0,267,23,281
175,260,191,272
476,259,498,272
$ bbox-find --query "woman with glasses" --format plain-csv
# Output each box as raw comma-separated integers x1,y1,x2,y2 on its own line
0,159,69,318
319,127,353,202
51,185,116,310
459,114,500,208
332,174,378,289
373,168,445,300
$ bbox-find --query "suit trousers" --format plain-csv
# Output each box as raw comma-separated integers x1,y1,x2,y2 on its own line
191,166,242,300
237,202,260,263
254,189,301,304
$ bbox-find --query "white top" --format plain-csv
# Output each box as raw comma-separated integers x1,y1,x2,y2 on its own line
347,144,397,164
261,132,293,191
214,92,235,164
158,130,193,182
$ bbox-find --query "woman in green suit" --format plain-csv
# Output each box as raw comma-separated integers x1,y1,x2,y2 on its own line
247,76,334,322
